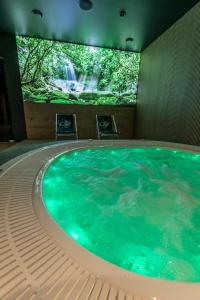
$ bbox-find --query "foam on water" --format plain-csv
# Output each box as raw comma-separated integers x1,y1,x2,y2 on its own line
42,147,200,282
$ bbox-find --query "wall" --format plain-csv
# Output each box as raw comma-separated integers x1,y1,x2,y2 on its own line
24,102,135,139
136,3,200,145
0,33,26,141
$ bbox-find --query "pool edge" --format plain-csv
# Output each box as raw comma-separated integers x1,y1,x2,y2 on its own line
0,139,200,300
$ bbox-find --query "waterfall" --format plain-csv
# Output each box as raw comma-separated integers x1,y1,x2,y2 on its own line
52,58,99,92
65,59,77,81
86,76,98,91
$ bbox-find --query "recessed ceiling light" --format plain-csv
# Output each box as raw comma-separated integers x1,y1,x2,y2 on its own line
79,0,93,11
126,37,134,43
120,9,126,17
32,9,43,18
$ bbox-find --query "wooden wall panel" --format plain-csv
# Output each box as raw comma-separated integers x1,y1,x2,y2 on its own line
136,2,200,145
24,102,135,139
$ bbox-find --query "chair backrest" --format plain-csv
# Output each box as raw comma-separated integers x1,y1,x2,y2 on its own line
56,114,76,135
97,115,114,134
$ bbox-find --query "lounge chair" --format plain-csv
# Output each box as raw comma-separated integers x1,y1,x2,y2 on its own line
96,115,119,139
55,113,78,140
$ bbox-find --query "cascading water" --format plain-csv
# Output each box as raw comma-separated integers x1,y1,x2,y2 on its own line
65,59,77,81
52,58,99,93
86,76,98,90
52,59,78,92
78,74,87,92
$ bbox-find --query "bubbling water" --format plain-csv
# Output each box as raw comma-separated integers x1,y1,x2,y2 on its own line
43,147,200,282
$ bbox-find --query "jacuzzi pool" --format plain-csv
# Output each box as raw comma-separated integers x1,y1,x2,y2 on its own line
42,146,200,283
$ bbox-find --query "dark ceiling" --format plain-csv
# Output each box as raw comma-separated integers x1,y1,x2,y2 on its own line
0,0,199,52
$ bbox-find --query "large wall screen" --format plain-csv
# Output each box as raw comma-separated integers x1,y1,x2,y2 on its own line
17,36,140,105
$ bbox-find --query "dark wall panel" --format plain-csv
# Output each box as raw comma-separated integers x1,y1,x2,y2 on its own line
135,3,200,145
0,32,26,141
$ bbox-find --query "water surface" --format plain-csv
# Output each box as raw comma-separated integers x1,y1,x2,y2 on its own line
43,147,200,282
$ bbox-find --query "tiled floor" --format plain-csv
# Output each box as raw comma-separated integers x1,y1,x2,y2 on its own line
0,140,147,300
0,139,67,166
0,142,15,152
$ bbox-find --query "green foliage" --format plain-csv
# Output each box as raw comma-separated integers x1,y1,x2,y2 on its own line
16,36,140,105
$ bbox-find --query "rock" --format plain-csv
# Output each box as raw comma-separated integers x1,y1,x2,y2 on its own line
69,93,78,100
97,91,115,97
78,91,116,100
120,91,134,97
78,92,99,100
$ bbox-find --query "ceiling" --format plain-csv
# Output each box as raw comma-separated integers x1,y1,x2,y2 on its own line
0,0,199,52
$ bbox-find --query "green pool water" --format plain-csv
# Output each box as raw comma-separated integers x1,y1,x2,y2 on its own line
42,147,200,282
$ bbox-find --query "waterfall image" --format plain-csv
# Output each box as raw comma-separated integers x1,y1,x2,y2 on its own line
16,36,141,105
65,59,77,81
65,59,77,92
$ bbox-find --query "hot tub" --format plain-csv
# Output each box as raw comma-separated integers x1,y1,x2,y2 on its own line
33,140,200,300
2,140,200,299
42,146,200,282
